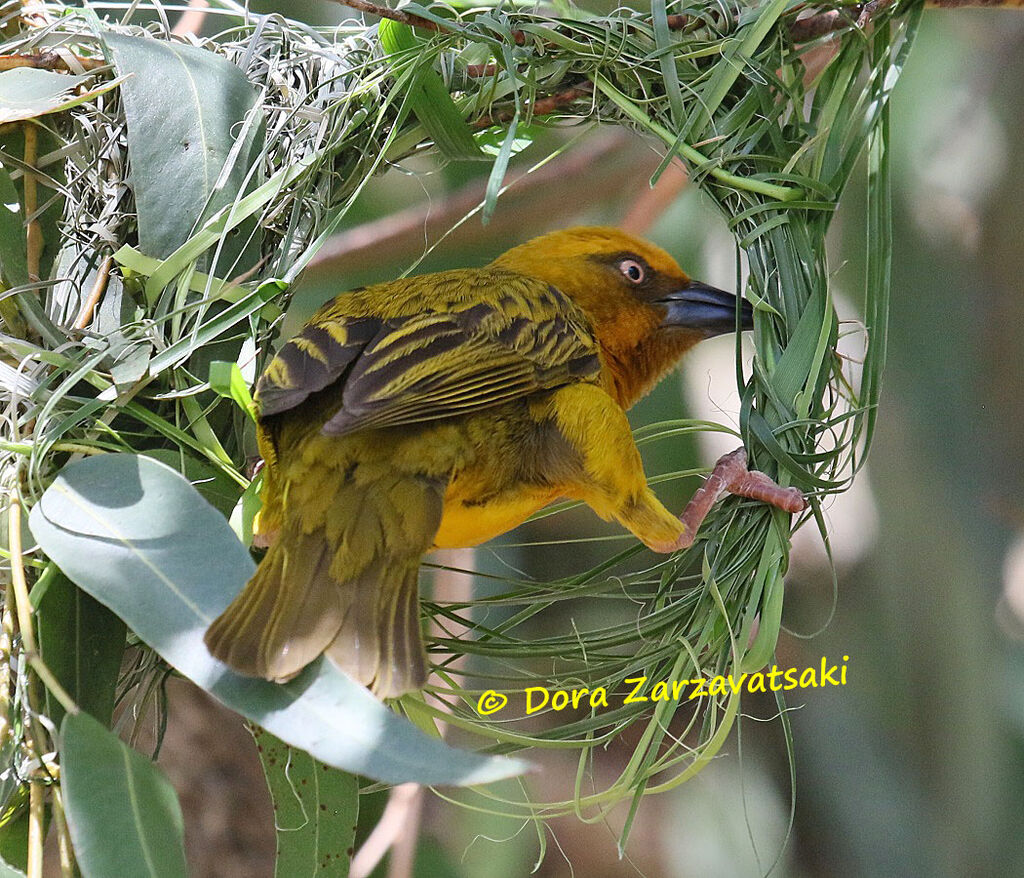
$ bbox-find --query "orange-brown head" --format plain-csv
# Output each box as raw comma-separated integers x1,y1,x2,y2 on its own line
491,227,752,407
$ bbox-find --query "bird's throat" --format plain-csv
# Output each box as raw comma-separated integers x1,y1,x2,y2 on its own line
603,329,707,409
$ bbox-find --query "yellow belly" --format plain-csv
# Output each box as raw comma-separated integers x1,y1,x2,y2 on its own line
433,488,556,548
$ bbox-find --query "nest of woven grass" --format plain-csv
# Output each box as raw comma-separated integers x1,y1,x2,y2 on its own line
0,0,918,842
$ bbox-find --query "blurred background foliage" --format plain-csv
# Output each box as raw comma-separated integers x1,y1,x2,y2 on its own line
11,1,1024,876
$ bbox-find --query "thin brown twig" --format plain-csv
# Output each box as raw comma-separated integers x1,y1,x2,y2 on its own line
171,0,210,37
0,52,106,72
0,561,15,753
73,254,113,330
328,0,1024,50
28,781,43,878
8,492,46,878
51,787,76,878
327,0,445,31
19,0,51,29
22,122,41,284
464,62,497,77
472,82,593,128
789,9,852,41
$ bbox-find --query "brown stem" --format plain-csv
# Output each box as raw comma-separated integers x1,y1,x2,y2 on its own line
471,81,592,128
19,0,51,29
789,9,853,41
22,123,42,285
8,492,48,878
73,255,113,330
620,158,689,236
464,62,498,77
171,0,209,36
325,0,446,32
329,0,1024,52
0,52,106,72
304,129,647,278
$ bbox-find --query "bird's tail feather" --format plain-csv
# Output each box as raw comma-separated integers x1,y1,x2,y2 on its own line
204,533,429,696
204,529,345,683
325,559,427,698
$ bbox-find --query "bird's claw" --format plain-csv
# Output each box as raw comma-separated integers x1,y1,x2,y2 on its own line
655,447,806,553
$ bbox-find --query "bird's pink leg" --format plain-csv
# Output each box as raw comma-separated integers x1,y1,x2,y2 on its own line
666,447,806,552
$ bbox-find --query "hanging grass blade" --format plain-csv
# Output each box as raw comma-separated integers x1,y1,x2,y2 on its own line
482,110,518,223
379,20,484,161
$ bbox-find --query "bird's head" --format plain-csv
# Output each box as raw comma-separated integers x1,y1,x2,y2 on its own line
491,226,752,407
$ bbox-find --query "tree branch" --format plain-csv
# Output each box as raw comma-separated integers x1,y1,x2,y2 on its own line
326,0,1024,47
471,82,592,128
0,52,106,72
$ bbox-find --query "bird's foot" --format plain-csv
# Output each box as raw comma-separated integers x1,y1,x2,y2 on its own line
656,447,806,553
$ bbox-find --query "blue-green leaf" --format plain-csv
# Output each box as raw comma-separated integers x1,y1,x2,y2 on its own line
0,856,25,878
61,712,187,878
102,32,265,264
30,453,528,786
0,69,123,124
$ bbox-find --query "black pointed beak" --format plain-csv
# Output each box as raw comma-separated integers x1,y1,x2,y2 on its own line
655,281,754,337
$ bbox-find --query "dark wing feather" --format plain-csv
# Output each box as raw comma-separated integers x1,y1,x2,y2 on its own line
254,275,601,433
323,282,601,435
255,316,381,417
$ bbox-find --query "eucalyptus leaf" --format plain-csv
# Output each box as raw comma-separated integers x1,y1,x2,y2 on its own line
0,69,96,123
61,711,188,878
102,32,265,268
36,570,126,727
0,165,27,287
252,727,358,877
30,453,529,786
0,854,25,878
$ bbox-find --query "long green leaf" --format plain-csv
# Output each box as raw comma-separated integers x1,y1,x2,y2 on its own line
0,69,123,124
61,711,188,878
482,112,518,223
36,570,126,727
30,453,529,786
103,32,265,262
253,728,358,878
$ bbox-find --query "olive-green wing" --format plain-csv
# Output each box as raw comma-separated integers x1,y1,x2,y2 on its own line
254,279,601,434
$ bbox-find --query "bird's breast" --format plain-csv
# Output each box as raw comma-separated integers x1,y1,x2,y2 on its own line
432,486,557,549
430,402,576,548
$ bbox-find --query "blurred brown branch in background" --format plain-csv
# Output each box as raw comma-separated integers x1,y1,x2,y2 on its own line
171,0,209,36
472,82,593,128
620,159,689,236
304,130,662,280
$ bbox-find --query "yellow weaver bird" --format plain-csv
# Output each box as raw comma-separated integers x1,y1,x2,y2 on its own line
205,227,805,697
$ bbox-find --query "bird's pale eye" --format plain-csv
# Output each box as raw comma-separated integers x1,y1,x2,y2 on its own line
618,259,645,284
